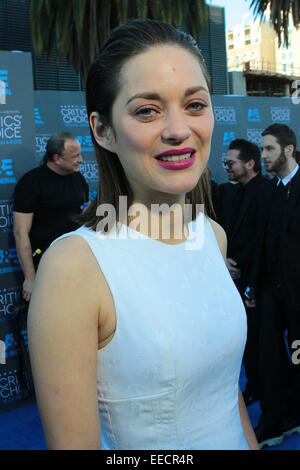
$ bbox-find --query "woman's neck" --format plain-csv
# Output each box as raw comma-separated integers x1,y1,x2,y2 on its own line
127,197,188,244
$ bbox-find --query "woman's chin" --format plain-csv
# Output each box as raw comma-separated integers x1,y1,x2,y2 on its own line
165,175,203,196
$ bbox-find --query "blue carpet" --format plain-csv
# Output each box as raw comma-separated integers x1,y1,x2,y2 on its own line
239,366,300,450
0,401,46,450
0,366,299,450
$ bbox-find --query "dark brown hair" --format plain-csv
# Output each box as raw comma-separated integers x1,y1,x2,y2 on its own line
262,124,297,158
79,19,215,230
229,139,261,173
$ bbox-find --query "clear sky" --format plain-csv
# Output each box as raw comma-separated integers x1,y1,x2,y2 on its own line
208,0,256,30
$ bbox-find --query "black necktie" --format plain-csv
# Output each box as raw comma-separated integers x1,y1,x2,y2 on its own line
275,181,287,204
277,181,287,192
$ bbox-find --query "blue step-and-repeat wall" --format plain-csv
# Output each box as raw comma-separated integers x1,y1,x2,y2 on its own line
0,50,299,410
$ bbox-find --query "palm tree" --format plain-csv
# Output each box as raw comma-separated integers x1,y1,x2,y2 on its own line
249,0,300,46
27,0,209,80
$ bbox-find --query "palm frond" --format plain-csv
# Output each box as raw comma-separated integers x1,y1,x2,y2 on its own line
249,0,300,46
135,0,148,19
72,0,87,38
21,0,211,80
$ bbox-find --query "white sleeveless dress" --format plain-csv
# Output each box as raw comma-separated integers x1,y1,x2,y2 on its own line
56,213,249,450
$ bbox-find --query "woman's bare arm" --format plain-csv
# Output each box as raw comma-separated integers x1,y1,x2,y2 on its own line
28,236,102,450
238,387,259,450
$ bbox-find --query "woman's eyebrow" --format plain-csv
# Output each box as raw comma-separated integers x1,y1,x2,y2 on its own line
126,86,209,106
185,86,209,97
126,92,160,105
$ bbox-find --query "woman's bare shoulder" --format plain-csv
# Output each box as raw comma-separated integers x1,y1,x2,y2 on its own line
36,234,106,297
44,234,90,259
40,234,95,273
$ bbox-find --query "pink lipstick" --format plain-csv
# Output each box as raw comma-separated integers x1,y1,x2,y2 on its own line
155,147,196,170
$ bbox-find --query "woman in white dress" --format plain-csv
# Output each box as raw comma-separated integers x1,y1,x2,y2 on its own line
28,19,259,450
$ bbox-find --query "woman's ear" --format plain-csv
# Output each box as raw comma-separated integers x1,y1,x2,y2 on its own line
89,111,115,152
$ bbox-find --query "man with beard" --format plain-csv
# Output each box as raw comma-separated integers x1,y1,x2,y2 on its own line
217,139,271,409
254,124,300,448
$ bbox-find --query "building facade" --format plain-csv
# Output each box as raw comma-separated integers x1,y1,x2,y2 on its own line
226,14,300,96
275,26,300,77
227,19,277,74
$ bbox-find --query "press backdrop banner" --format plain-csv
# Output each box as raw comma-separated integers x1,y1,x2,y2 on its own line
0,51,36,410
1,50,300,411
34,91,98,201
210,95,300,183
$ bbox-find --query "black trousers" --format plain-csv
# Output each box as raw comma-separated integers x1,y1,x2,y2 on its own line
258,277,300,427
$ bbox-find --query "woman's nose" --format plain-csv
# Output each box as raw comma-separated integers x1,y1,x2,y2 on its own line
161,111,192,143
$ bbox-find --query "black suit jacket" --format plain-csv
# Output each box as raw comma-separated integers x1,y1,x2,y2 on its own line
217,174,272,279
252,168,300,310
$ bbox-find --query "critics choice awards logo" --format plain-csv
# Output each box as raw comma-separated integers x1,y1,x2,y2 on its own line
0,286,21,322
35,133,52,157
0,285,25,370
80,160,98,183
247,129,264,146
0,199,14,233
270,107,291,123
60,105,88,127
0,370,22,402
0,110,22,145
221,152,227,166
214,106,237,125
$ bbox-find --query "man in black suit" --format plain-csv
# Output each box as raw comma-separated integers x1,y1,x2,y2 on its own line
254,124,300,448
218,139,271,408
